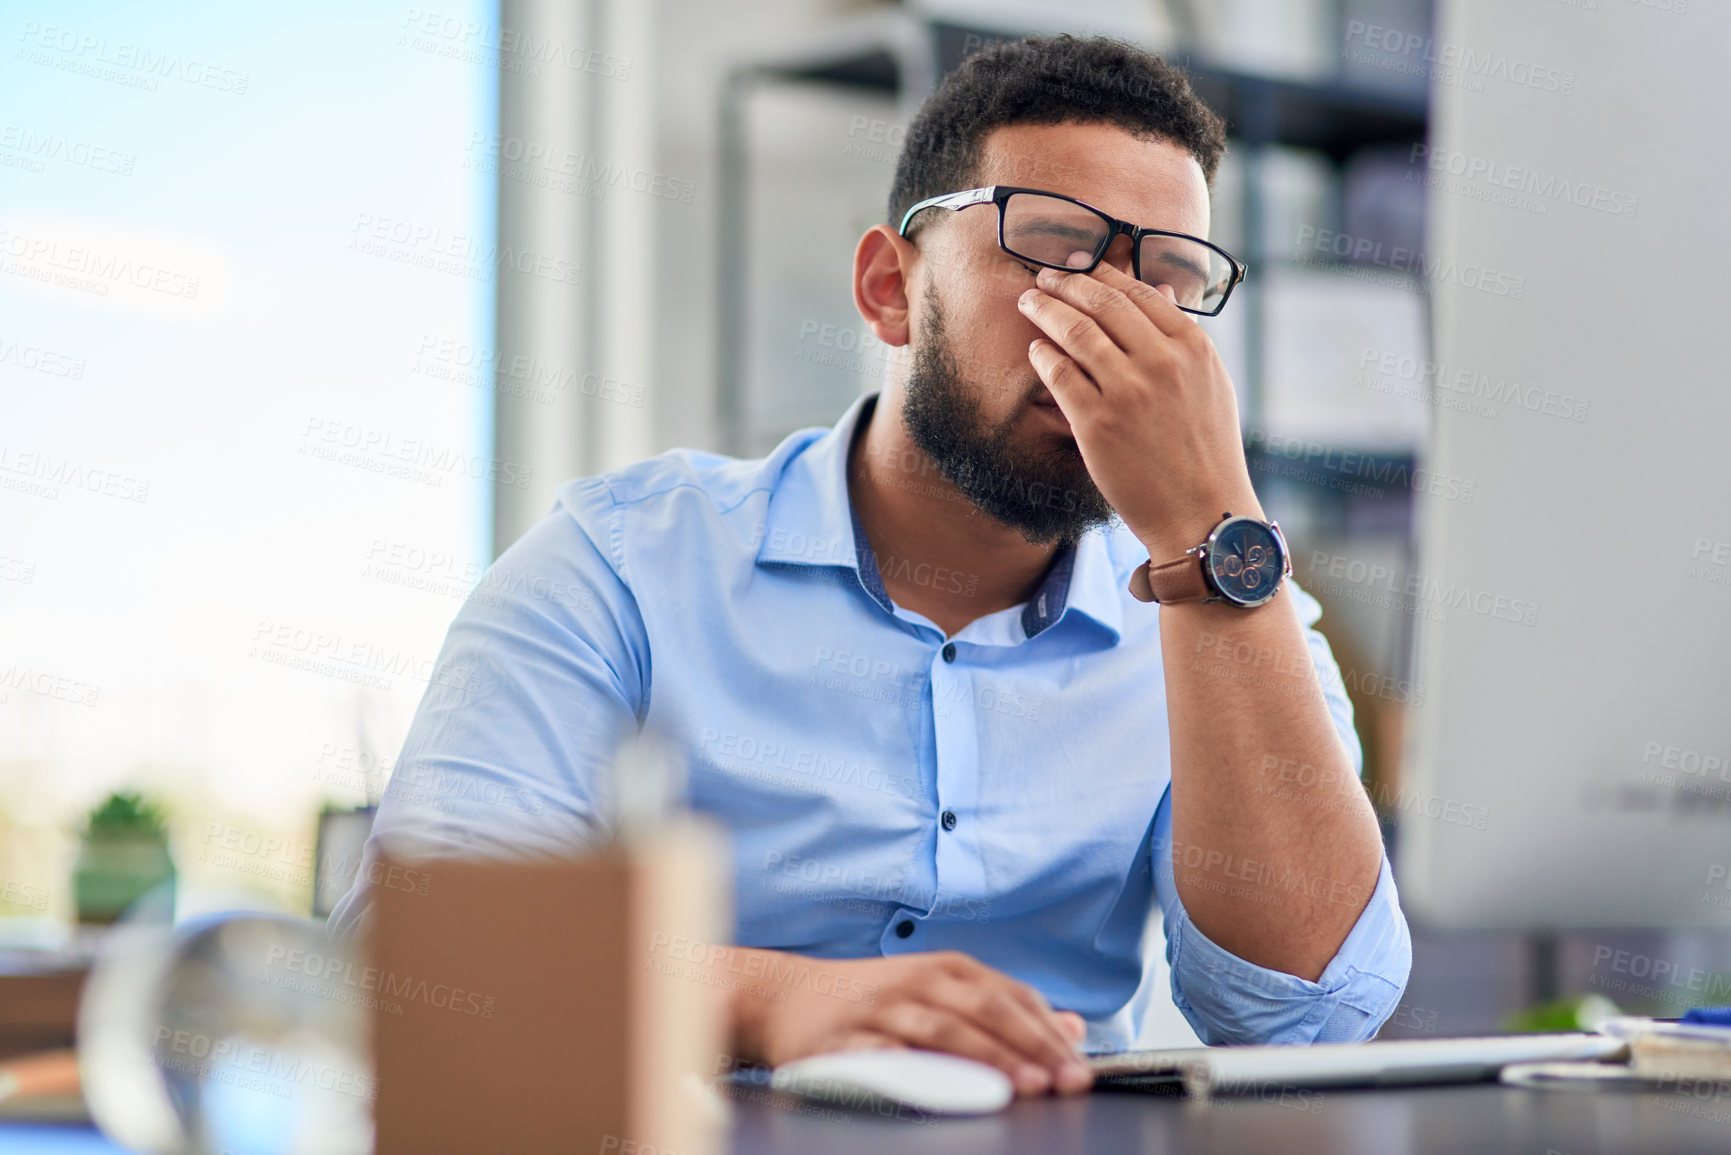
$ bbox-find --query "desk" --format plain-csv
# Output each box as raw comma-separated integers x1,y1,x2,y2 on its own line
726,1081,1731,1154
7,1081,1727,1153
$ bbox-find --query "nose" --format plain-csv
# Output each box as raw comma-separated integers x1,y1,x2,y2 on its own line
1100,233,1135,277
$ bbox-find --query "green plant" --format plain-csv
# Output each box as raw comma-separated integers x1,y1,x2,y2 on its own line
73,791,176,925
82,791,170,842
1502,993,1620,1034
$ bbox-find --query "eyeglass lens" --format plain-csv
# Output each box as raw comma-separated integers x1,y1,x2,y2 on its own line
1000,191,1234,313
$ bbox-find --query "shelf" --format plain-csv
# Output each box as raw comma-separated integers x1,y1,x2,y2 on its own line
732,14,1427,159
1181,62,1425,162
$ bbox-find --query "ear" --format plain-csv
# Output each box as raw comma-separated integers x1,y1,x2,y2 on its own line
852,224,918,348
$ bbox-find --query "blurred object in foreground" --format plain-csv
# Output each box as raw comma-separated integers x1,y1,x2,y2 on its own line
371,732,730,1155
312,807,378,920
0,1048,82,1123
78,905,372,1155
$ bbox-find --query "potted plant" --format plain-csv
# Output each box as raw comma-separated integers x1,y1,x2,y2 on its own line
72,791,176,924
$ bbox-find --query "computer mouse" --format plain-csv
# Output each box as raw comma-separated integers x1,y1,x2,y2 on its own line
770,1047,1015,1116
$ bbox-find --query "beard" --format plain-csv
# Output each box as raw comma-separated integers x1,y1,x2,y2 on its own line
899,287,1118,547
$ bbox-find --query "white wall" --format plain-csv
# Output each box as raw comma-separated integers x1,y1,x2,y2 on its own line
491,0,877,548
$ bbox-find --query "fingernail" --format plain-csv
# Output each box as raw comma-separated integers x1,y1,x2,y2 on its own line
1018,288,1037,307
1015,1064,1050,1095
1058,1062,1092,1094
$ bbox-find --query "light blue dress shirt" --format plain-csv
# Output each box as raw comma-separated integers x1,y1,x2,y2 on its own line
331,391,1411,1050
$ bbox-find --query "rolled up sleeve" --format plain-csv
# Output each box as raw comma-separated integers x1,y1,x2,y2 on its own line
1150,578,1412,1044
1158,837,1412,1044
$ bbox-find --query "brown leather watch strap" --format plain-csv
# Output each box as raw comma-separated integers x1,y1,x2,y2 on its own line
1127,551,1214,605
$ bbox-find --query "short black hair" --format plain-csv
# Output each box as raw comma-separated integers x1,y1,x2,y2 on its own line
887,34,1228,230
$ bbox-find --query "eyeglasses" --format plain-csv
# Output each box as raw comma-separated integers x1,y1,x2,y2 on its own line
897,186,1246,317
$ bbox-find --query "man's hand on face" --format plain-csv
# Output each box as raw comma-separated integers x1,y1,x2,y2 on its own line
733,948,1094,1098
1017,259,1264,561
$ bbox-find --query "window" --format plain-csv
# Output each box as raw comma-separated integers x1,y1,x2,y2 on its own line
0,1,496,921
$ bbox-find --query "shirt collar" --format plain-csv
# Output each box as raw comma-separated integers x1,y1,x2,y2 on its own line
755,391,1125,644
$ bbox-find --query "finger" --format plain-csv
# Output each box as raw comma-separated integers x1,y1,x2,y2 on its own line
1027,337,1097,414
988,992,1091,1095
1033,265,1165,358
1085,259,1195,339
923,972,1079,1086
933,950,1073,1034
876,1001,1054,1097
829,1029,902,1053
1017,286,1131,381
927,955,1091,1092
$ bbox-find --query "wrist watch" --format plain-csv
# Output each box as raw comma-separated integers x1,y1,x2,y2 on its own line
1128,513,1291,608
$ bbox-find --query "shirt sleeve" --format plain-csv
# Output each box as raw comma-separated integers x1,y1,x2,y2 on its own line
327,479,648,942
1150,578,1412,1045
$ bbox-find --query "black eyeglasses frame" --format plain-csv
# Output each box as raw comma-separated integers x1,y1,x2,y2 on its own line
896,185,1247,317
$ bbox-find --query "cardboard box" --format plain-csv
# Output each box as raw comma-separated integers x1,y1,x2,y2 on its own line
371,819,730,1155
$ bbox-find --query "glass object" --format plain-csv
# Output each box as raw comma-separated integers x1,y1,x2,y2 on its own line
79,901,373,1155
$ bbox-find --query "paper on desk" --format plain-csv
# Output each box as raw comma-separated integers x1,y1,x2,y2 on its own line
1599,1015,1731,1081
1499,1061,1652,1090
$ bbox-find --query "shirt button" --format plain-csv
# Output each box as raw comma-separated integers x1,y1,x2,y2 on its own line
941,643,956,663
940,809,957,832
895,920,915,939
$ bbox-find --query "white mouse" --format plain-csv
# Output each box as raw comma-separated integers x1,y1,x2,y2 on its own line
769,1047,1014,1116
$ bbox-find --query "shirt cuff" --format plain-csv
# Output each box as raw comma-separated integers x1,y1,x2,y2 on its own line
1165,854,1412,1045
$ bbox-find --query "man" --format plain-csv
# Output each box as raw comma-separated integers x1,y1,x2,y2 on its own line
332,34,1411,1098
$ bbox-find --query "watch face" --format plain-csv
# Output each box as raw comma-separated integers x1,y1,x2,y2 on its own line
1206,518,1285,606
